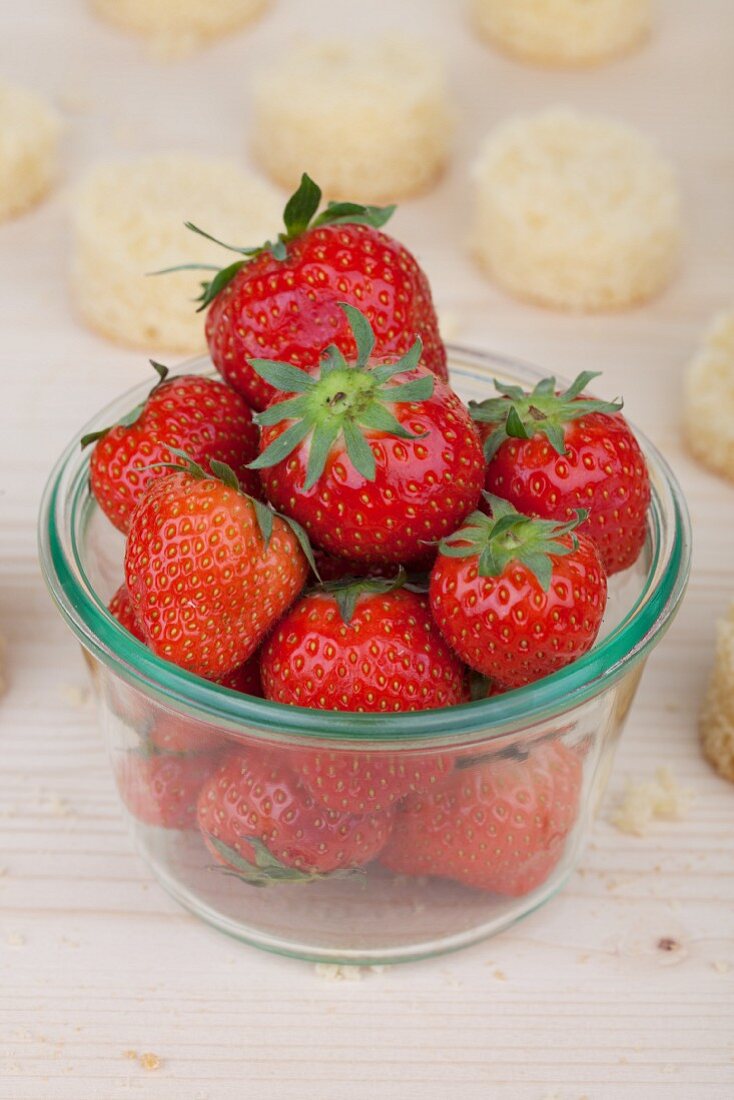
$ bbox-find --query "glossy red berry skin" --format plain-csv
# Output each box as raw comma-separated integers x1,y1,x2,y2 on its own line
430,532,607,690
482,411,650,575
124,472,308,680
380,741,582,896
259,370,485,565
205,223,447,412
261,588,468,713
197,750,394,875
89,375,262,534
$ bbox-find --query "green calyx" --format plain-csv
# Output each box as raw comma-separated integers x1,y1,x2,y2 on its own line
151,172,395,311
248,303,431,489
438,493,588,592
80,361,170,449
320,569,408,625
145,447,318,577
469,371,623,461
209,835,360,887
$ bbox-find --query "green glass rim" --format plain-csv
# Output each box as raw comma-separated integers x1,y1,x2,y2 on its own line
38,346,692,746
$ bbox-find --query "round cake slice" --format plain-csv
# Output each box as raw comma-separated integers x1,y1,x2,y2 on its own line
471,108,681,312
88,0,269,58
0,80,61,222
700,600,734,784
683,308,734,483
251,37,453,202
469,0,652,67
70,153,282,353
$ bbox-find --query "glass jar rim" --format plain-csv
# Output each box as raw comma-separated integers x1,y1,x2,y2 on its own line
38,346,692,746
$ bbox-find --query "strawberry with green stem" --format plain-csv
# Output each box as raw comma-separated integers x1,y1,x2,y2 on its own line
124,453,314,680
430,494,607,690
156,173,447,410
197,749,394,884
470,371,650,574
261,572,468,812
83,360,261,534
248,303,485,565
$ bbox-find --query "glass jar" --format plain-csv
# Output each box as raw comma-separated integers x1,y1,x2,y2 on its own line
38,347,691,964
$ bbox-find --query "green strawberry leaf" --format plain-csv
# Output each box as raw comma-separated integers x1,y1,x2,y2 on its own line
471,372,623,461
439,494,588,591
283,173,322,237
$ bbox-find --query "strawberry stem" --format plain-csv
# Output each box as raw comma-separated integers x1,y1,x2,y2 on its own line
439,494,588,591
247,304,429,487
470,372,623,461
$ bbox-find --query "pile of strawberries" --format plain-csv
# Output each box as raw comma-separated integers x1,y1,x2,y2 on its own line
89,175,651,897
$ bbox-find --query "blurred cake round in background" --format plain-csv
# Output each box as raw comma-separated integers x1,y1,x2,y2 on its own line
683,308,734,483
700,600,734,784
0,80,61,221
251,38,453,203
70,153,282,352
469,0,652,67
471,108,681,312
88,0,269,59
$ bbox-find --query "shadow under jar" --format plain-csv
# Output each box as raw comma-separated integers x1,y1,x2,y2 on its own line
39,347,691,964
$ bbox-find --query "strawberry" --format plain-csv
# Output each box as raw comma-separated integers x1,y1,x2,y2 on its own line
248,304,485,564
83,361,262,534
430,495,607,689
117,748,220,830
148,656,263,755
380,741,582,896
124,456,312,680
261,574,468,713
108,583,145,641
470,371,650,574
260,574,467,812
197,749,394,883
162,173,447,410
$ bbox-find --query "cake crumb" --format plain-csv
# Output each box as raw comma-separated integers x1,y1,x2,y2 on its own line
314,963,363,982
712,960,731,974
140,1052,161,1071
610,767,693,835
492,968,507,981
0,867,7,877
6,932,26,947
123,1050,137,1061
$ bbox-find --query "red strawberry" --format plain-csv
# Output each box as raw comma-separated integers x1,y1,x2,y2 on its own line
117,749,220,830
470,371,650,574
261,576,468,713
430,495,607,689
83,362,261,534
249,304,485,564
294,749,454,816
108,583,145,641
381,741,582,896
197,749,393,882
124,457,311,679
261,575,467,812
148,656,263,754
168,174,446,410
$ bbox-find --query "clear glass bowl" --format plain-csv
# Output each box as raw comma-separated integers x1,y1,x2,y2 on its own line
38,347,691,964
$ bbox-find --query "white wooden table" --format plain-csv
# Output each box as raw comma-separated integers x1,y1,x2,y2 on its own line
2,2,733,1097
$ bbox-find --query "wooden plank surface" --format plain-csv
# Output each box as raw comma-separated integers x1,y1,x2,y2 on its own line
1,1,733,1097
